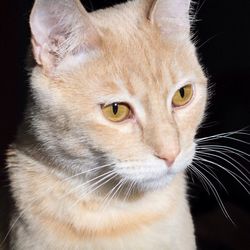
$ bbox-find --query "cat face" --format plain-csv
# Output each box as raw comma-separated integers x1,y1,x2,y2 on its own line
29,0,207,192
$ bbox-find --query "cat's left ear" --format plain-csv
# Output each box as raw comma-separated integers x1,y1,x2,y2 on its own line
149,0,191,39
30,0,102,72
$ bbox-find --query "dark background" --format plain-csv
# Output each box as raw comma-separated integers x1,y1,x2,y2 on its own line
0,0,249,249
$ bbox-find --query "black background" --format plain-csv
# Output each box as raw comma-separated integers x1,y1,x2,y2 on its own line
0,0,249,249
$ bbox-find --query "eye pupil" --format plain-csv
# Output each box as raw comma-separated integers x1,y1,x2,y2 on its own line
179,88,185,98
112,103,119,115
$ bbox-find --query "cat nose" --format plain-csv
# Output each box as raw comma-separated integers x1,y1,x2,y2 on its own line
155,148,180,167
157,155,176,167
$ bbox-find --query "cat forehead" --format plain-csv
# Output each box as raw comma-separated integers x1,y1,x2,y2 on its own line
66,33,201,103
75,37,199,94
86,10,199,87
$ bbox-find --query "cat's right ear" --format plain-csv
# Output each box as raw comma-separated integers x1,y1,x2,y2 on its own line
30,0,101,72
149,0,191,40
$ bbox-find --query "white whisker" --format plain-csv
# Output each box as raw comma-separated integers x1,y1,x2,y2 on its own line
59,169,116,200
196,147,250,174
197,144,250,160
68,172,118,211
99,179,125,212
123,180,137,203
188,165,211,194
196,129,250,143
196,151,250,184
189,165,234,224
195,156,249,194
192,161,228,193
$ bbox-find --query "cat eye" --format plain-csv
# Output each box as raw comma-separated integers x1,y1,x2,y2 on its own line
172,84,193,108
102,103,131,122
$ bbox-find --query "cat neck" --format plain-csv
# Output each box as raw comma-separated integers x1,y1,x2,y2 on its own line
8,146,187,239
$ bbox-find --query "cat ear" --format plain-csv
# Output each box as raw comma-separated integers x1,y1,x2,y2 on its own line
149,0,191,39
30,0,101,71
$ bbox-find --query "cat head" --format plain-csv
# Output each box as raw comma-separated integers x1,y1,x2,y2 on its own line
28,0,207,191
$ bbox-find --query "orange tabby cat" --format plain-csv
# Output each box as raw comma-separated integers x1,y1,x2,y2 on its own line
6,0,207,249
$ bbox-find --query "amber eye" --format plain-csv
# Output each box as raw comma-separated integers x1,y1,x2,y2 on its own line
172,84,193,107
102,103,131,122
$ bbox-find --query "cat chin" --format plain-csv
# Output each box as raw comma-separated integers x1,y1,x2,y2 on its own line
136,173,176,192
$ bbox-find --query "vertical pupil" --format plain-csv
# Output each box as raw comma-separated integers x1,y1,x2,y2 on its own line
112,103,119,115
179,88,185,98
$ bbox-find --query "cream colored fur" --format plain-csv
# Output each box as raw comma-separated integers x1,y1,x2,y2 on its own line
6,0,207,249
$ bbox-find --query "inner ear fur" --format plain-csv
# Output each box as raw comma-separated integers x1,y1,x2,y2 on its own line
148,0,191,38
30,0,101,71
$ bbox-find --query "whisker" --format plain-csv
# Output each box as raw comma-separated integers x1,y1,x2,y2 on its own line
193,0,208,21
195,156,250,194
123,180,137,203
189,165,234,224
197,34,219,50
196,147,250,174
192,128,249,224
196,151,250,183
187,168,196,184
68,172,118,211
196,129,250,143
192,160,228,193
59,169,116,200
198,136,250,145
99,179,125,212
197,144,250,160
197,129,249,137
79,171,117,197
57,162,116,184
106,179,125,208
188,165,211,194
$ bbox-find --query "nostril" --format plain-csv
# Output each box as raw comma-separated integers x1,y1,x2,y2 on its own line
165,159,175,167
154,147,180,168
155,155,177,168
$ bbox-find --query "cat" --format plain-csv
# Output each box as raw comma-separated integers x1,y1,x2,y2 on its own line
5,0,207,249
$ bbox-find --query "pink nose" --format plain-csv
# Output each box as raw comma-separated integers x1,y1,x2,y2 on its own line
157,155,176,167
155,150,179,167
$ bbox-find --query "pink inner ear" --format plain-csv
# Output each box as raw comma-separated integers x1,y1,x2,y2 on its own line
30,7,54,46
31,38,42,65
